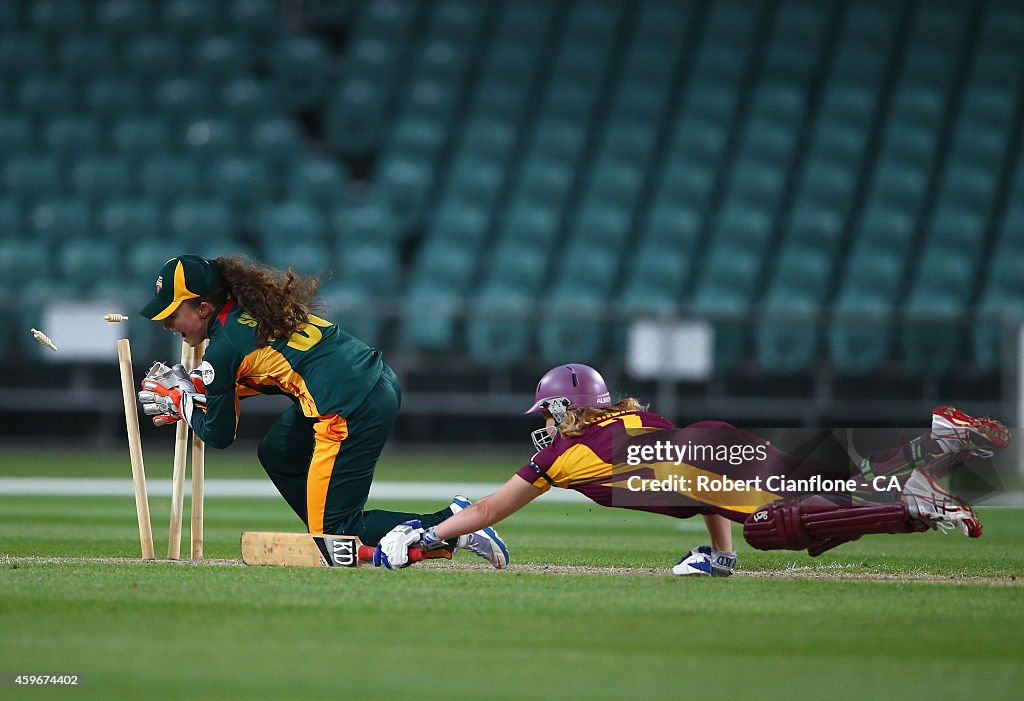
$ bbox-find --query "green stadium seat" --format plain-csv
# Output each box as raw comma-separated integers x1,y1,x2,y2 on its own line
483,241,549,294
319,281,382,348
358,0,421,42
72,157,132,204
973,253,1024,370
99,200,162,243
300,0,360,28
797,162,856,212
392,118,449,164
498,1,555,45
466,285,533,368
416,38,472,84
691,269,751,356
272,36,331,110
430,200,489,247
842,249,903,302
142,158,201,205
125,36,184,82
43,115,102,159
432,0,487,41
513,157,574,207
85,76,145,120
193,35,251,82
153,77,212,123
249,117,303,174
657,161,715,208
220,78,279,123
400,285,461,351
711,204,773,254
125,239,182,284
0,115,32,154
58,37,117,78
30,0,89,35
211,157,270,214
372,157,435,234
472,79,531,124
412,240,477,292
400,78,460,126
30,198,91,243
4,156,62,205
96,0,154,35
599,119,659,164
326,78,390,156
17,74,76,116
756,296,820,374
230,0,279,42
569,201,631,249
538,292,605,364
262,239,331,276
331,201,400,247
57,240,121,292
621,42,679,86
0,37,46,77
288,156,350,212
257,201,326,244
496,200,561,249
168,199,232,245
828,291,894,375
0,0,23,31
182,118,241,163
111,115,172,160
163,0,221,40
442,155,505,211
624,245,689,303
541,80,600,121
583,160,645,212
0,239,47,291
192,237,255,262
529,119,586,163
902,282,970,376
643,199,701,250
922,209,986,255
0,198,21,236
851,204,914,256
555,245,619,297
335,241,400,297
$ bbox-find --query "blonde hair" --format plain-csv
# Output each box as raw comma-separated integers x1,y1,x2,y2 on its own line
558,398,648,437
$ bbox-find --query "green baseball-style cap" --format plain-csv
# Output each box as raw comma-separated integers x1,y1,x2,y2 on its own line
139,255,222,321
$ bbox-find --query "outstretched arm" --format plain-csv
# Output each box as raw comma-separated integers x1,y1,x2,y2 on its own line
435,476,543,540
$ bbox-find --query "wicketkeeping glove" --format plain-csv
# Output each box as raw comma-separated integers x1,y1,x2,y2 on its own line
137,363,206,428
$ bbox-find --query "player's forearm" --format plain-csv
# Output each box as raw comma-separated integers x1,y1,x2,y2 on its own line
435,498,496,540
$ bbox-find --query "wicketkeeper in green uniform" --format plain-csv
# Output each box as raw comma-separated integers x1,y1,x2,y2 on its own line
135,255,508,567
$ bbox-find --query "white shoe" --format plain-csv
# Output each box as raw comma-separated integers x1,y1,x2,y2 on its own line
450,496,510,569
672,546,736,576
903,468,982,537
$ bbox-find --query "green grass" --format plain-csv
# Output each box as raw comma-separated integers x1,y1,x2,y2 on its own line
1,450,1022,699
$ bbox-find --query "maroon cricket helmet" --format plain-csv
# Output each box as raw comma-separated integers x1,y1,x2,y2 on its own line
525,364,612,418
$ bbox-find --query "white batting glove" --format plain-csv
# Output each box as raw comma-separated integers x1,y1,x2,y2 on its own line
373,521,424,570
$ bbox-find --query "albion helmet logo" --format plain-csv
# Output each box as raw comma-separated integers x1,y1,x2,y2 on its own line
155,275,163,294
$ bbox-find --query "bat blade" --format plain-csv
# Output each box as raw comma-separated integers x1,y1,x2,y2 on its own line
240,532,452,568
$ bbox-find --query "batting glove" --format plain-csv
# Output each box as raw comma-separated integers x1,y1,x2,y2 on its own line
138,364,206,428
373,520,424,570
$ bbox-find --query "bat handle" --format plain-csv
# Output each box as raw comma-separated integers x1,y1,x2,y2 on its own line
356,545,452,564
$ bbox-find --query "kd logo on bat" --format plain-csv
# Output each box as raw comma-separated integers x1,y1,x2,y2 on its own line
328,537,357,567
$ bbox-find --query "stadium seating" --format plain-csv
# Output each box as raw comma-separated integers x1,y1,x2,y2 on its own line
0,0,1021,382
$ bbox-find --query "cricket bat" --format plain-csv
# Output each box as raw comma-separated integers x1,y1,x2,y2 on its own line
240,532,452,568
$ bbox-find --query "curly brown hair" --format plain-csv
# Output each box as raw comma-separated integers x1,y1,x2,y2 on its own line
557,398,648,437
206,256,323,346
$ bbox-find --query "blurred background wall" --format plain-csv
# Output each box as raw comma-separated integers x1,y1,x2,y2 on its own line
0,0,1022,449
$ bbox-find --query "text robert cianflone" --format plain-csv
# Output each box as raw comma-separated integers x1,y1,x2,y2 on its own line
626,474,905,493
624,440,769,467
